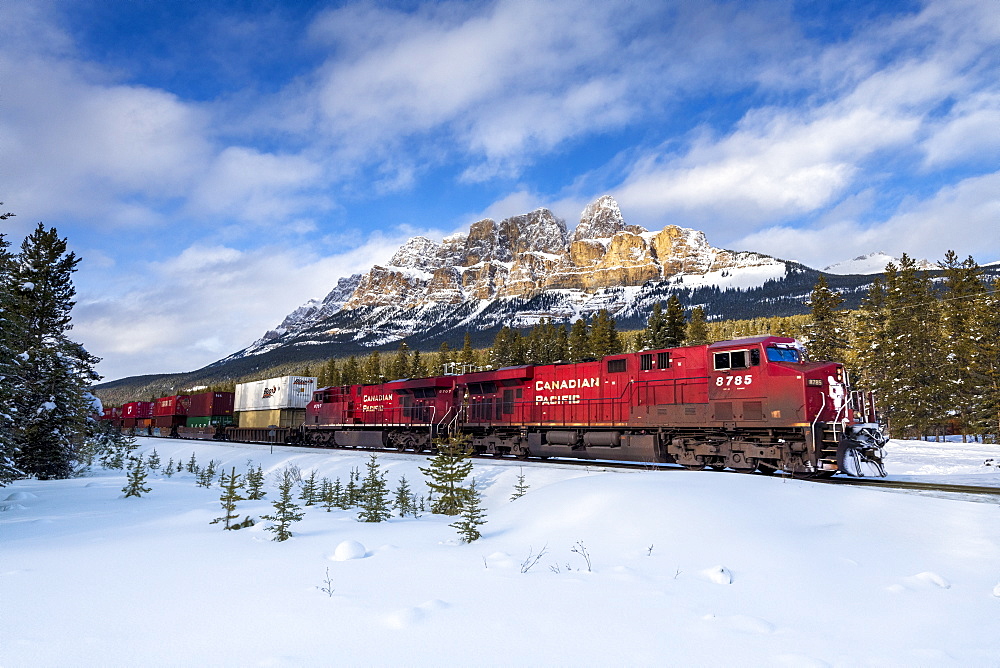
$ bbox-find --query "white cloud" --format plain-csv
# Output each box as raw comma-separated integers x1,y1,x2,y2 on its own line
73,231,417,380
728,171,1000,269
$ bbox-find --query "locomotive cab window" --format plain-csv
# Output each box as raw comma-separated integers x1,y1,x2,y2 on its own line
607,358,627,373
766,346,801,363
714,350,751,371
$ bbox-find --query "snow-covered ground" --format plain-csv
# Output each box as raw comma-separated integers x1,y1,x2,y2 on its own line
3,438,999,666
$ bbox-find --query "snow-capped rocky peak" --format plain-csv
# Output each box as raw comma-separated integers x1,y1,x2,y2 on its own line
500,208,568,257
388,236,442,270
572,195,627,244
823,252,937,275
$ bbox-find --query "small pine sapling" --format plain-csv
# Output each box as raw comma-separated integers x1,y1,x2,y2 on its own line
345,467,361,507
196,463,215,488
419,435,474,515
261,468,305,542
510,467,529,501
122,457,151,498
146,449,161,471
163,458,175,477
358,453,391,523
393,475,414,517
450,477,487,543
186,452,198,473
299,470,319,506
245,465,266,499
175,459,184,474
319,477,336,512
211,467,248,529
332,477,348,509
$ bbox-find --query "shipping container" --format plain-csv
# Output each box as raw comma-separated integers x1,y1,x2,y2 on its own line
234,376,317,412
186,415,235,428
122,401,154,419
153,415,186,429
188,391,235,418
237,408,306,429
153,395,190,417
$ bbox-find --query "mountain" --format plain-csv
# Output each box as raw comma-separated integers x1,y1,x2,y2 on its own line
220,195,836,368
822,251,937,275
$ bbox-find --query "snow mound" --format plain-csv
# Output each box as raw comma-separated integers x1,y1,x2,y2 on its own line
702,565,733,585
384,600,449,630
993,583,1000,598
1,503,28,512
911,571,951,589
329,540,367,561
4,492,38,501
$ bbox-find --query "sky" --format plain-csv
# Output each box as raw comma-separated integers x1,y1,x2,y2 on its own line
1,0,998,381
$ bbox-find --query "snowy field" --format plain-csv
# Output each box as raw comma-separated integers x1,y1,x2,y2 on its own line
3,438,1000,667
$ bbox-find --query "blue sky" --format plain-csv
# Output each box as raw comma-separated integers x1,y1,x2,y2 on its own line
1,0,998,381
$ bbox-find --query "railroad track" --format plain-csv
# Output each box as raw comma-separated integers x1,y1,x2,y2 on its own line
151,434,1000,500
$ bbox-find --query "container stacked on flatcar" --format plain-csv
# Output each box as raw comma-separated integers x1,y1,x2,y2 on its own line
152,395,190,436
122,401,154,433
176,391,235,439
227,376,317,443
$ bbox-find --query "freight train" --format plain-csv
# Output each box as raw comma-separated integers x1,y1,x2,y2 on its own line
101,336,888,477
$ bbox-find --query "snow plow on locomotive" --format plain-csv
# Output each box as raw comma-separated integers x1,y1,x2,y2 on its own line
297,335,887,477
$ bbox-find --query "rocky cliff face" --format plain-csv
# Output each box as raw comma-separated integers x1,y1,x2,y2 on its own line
236,195,792,358
340,195,781,310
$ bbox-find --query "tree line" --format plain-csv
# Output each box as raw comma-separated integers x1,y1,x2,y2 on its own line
808,252,999,441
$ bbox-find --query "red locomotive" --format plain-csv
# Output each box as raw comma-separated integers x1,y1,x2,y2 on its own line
302,336,887,477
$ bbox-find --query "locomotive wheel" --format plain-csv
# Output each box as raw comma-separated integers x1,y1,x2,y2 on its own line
682,463,705,471
709,463,726,472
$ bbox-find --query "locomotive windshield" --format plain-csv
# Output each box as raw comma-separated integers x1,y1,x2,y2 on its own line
766,346,801,363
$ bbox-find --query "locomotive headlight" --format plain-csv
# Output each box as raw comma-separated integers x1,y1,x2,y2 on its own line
807,379,823,387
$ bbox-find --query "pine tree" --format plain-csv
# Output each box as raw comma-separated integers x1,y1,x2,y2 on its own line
362,350,383,384
419,435,474,515
805,275,847,361
245,465,266,499
939,252,985,438
212,467,247,529
410,348,427,378
122,456,151,498
358,453,392,522
341,355,362,385
163,458,175,478
0,215,23,485
299,469,319,506
970,285,1000,440
332,477,348,509
345,467,361,506
510,467,529,501
459,332,477,371
320,477,336,512
879,256,946,437
643,302,667,349
393,475,414,517
146,449,161,471
261,468,305,541
10,224,101,479
186,452,198,474
664,295,687,348
589,309,622,358
568,318,590,361
451,478,487,543
686,306,710,345
388,341,411,381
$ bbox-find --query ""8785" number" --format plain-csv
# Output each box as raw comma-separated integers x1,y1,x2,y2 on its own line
716,375,752,387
